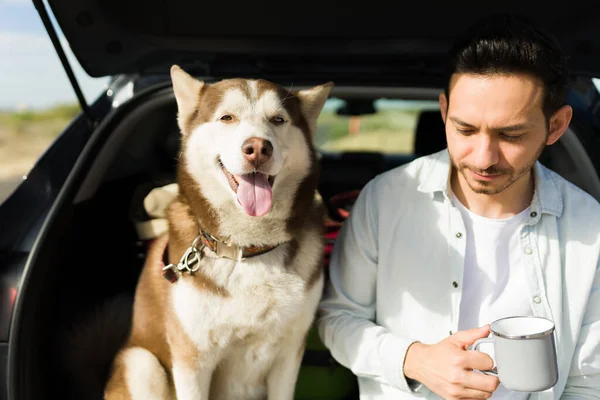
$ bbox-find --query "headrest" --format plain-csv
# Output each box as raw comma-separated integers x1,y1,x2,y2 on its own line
413,110,447,156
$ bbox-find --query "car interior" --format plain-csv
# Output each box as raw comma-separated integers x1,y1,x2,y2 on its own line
9,79,600,400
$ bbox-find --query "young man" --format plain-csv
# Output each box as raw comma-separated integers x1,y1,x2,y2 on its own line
317,14,600,400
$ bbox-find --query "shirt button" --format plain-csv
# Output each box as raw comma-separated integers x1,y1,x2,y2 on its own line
452,281,459,288
530,211,538,218
524,247,533,255
533,296,541,304
456,232,463,238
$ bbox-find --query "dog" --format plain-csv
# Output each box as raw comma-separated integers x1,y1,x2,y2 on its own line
103,65,333,399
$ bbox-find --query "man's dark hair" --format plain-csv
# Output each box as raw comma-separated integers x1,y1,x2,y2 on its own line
445,14,569,119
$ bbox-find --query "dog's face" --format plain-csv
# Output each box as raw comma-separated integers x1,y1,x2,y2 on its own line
170,65,333,217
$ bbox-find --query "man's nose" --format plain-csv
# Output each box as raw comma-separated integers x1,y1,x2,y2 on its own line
473,134,499,170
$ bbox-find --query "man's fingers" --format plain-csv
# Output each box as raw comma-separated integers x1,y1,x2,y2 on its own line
464,350,495,372
454,386,497,400
462,370,501,394
451,325,491,348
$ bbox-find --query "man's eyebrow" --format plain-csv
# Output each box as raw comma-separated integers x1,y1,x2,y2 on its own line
449,116,532,132
449,117,476,128
495,123,533,132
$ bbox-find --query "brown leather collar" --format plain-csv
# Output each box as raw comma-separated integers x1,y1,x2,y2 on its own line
159,231,280,283
198,230,279,260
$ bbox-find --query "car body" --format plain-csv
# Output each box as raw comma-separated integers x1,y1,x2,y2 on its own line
1,1,600,399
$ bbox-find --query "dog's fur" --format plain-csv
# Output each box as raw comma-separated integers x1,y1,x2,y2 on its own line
103,66,333,399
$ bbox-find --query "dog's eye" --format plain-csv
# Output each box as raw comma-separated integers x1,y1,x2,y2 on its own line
271,116,286,125
220,115,233,122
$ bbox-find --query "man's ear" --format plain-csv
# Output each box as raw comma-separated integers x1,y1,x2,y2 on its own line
546,104,572,145
439,92,448,122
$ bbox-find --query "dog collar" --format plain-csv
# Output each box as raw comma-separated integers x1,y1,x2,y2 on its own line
198,230,279,260
160,231,279,283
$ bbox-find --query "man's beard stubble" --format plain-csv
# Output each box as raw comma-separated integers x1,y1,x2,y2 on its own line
449,140,546,195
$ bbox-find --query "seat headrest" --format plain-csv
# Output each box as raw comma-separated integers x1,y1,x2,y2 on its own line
413,110,447,156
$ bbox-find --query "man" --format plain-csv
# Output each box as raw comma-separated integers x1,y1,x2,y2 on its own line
317,14,600,400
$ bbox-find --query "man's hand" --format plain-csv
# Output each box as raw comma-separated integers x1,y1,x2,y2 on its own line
403,325,500,400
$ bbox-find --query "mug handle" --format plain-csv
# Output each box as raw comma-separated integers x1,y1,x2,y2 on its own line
471,338,498,377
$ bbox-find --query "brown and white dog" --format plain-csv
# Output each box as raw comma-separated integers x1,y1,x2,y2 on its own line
103,66,333,399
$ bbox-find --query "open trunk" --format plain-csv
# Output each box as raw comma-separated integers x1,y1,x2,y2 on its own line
43,0,600,82
8,75,600,399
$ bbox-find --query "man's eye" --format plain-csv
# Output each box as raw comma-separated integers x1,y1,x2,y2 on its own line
502,134,523,141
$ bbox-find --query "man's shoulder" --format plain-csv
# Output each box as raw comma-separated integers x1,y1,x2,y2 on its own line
540,163,600,221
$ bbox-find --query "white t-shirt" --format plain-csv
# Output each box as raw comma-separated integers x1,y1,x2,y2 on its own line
452,194,533,400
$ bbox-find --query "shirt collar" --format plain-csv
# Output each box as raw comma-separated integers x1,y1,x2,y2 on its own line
417,149,563,217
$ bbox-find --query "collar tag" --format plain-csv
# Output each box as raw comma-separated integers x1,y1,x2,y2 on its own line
215,241,244,261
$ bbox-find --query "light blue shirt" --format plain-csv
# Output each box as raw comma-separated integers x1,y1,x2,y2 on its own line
317,149,600,400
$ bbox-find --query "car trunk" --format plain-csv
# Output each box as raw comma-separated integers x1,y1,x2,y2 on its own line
9,74,600,399
9,1,600,398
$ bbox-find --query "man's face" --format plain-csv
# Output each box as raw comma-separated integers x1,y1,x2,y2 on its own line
440,73,571,196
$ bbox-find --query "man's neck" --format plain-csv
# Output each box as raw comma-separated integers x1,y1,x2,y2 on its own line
450,168,534,219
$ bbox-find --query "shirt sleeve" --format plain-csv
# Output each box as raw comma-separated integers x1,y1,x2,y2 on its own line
316,178,423,393
561,255,600,399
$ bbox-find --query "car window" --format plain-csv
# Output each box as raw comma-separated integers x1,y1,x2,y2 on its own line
0,104,81,199
0,0,109,205
315,98,441,155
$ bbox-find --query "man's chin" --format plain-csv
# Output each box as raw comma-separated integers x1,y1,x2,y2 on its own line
464,174,511,195
469,185,504,195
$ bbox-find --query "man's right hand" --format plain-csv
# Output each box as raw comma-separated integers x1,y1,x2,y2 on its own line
403,325,500,400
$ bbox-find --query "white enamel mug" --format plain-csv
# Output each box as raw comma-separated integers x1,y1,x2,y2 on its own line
472,316,559,392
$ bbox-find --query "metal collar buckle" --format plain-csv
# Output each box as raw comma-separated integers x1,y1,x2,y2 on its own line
162,234,204,281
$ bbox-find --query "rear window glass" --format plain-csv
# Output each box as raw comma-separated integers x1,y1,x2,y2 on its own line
315,98,441,155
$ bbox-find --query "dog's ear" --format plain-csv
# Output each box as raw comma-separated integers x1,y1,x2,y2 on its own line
170,65,205,133
296,82,334,133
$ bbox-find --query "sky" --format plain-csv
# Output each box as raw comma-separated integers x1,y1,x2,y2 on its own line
0,0,109,110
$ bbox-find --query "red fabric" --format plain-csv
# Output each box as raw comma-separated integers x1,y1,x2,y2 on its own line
323,190,360,268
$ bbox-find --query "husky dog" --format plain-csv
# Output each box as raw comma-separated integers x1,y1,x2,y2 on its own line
103,65,333,399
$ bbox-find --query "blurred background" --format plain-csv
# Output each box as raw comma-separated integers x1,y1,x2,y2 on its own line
0,0,108,203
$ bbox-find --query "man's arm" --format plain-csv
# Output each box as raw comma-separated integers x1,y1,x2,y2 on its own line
316,176,499,399
316,178,421,393
561,258,600,399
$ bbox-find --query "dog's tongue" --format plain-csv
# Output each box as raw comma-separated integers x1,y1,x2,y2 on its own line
237,173,272,216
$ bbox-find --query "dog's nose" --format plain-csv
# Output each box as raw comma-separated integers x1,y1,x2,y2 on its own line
242,137,273,166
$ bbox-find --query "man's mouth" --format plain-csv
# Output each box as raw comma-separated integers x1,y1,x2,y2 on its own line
470,170,502,181
467,168,508,182
217,157,275,217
